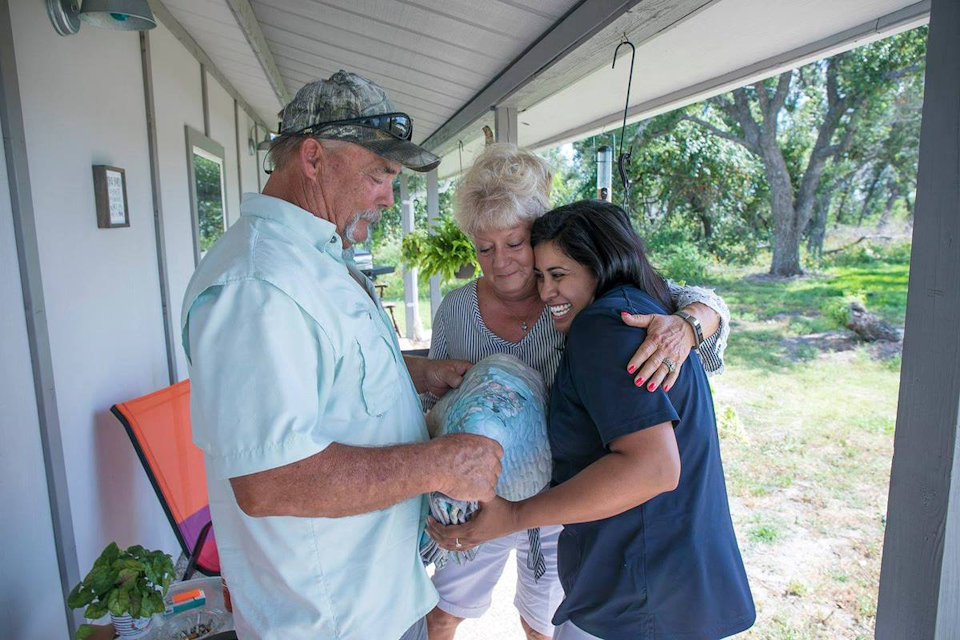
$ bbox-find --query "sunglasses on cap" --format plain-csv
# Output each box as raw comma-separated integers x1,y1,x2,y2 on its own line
291,112,413,141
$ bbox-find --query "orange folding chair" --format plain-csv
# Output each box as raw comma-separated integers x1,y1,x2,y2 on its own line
112,380,220,578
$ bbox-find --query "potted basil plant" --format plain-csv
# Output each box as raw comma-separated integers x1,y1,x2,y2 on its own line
67,541,175,639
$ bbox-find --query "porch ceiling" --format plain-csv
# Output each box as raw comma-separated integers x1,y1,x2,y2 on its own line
156,0,929,180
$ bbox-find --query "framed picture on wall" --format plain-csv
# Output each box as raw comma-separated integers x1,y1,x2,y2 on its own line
92,165,130,228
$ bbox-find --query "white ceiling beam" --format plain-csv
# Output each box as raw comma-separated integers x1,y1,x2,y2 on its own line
420,0,649,157
494,106,518,145
149,0,270,129
224,0,290,107
530,0,932,151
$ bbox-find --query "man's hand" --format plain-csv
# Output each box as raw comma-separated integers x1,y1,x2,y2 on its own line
620,312,696,392
428,433,503,502
405,355,472,397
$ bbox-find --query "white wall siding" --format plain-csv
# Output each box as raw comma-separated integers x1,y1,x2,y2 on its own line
206,71,241,228
0,86,71,640
149,22,204,379
237,108,264,197
9,2,177,573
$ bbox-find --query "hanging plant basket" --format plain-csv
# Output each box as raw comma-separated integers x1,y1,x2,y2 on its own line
455,263,476,279
401,215,480,286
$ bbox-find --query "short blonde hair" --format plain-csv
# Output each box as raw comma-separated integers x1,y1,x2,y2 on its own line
454,143,552,237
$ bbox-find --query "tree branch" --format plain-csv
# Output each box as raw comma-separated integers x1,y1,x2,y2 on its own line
679,115,753,152
752,80,770,115
770,71,793,117
730,88,763,150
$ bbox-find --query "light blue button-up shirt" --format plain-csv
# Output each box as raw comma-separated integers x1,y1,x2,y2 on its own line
181,193,437,639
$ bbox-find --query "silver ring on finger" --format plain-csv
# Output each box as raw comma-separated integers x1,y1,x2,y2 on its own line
663,357,676,373
455,538,463,548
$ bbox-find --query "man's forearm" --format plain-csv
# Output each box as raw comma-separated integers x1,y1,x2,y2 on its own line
403,354,428,393
230,432,502,518
231,441,439,518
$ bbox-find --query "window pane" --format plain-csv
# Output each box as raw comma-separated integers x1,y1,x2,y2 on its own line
193,151,225,254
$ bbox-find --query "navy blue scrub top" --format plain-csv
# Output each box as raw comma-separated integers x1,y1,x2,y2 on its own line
549,285,755,640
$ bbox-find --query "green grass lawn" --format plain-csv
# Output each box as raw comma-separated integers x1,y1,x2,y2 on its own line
704,254,908,639
386,298,435,338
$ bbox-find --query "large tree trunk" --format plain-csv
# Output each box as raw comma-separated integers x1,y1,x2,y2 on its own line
691,196,713,241
763,149,804,276
878,188,898,229
699,213,714,241
770,211,803,275
807,189,831,258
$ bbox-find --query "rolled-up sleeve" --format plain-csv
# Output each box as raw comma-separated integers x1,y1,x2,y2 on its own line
668,281,730,375
185,279,338,479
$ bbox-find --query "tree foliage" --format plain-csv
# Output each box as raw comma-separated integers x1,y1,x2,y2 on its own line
550,27,926,277
194,154,226,253
681,26,927,275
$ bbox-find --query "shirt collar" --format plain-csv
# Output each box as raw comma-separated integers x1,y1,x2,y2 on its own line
240,193,345,261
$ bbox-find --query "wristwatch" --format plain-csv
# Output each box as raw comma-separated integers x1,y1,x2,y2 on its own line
674,310,705,350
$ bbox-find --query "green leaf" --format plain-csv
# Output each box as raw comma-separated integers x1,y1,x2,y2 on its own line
93,542,120,569
128,591,142,619
76,624,96,640
67,581,93,608
113,558,144,572
142,591,164,616
117,568,140,591
89,566,118,597
107,589,124,616
84,600,107,620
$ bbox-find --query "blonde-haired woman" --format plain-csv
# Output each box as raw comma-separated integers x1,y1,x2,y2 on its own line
424,143,730,640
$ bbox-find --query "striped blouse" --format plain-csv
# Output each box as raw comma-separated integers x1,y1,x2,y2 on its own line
422,279,730,411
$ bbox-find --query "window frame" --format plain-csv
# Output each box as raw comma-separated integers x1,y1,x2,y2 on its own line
185,126,227,265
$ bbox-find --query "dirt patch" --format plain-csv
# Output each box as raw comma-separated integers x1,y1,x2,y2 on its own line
866,340,902,360
742,271,832,284
782,330,860,360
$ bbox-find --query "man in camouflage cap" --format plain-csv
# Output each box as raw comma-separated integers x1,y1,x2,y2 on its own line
181,70,502,640
277,69,440,172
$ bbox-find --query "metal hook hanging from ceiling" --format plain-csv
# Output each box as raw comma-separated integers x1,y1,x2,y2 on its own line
612,36,636,206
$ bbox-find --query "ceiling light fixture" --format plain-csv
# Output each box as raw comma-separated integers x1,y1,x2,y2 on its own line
47,0,157,36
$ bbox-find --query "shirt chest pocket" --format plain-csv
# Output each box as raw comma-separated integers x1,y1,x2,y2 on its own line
355,331,402,417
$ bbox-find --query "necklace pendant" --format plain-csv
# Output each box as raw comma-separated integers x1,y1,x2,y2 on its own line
521,321,529,332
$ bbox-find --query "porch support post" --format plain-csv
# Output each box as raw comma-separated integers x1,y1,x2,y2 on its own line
876,0,960,637
494,105,519,145
0,0,80,633
426,168,441,320
399,172,421,339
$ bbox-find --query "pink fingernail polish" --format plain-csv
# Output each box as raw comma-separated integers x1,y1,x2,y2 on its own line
647,383,656,392
627,365,636,374
634,378,643,387
663,385,670,392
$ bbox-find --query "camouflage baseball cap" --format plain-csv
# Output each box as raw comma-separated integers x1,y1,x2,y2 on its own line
278,70,440,172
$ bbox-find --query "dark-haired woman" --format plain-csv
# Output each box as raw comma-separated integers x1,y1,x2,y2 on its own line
427,200,755,640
